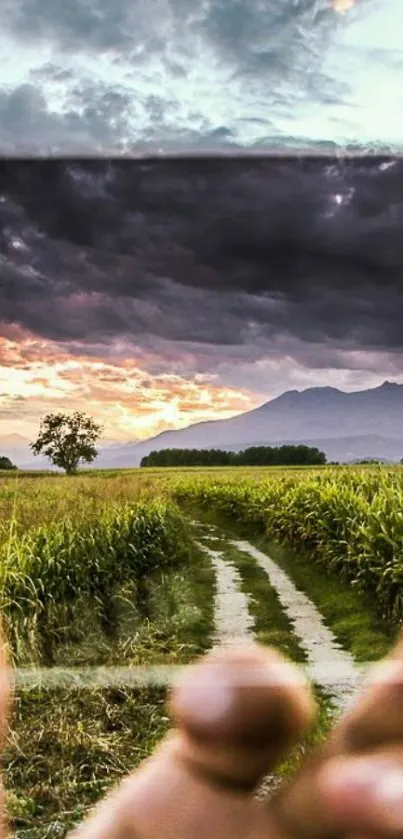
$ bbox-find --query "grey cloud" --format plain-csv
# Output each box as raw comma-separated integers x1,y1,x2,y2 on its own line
0,82,138,153
5,0,332,61
0,0,399,153
1,155,403,376
6,0,137,52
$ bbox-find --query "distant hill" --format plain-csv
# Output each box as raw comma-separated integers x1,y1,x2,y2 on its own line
6,380,403,471
91,380,403,469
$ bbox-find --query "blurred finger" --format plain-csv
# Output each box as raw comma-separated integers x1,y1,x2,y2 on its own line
69,644,315,839
328,635,403,755
317,747,403,836
170,645,316,790
270,632,403,839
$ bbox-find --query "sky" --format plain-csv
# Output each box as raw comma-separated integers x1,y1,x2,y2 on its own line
0,0,403,154
1,155,403,444
1,0,403,445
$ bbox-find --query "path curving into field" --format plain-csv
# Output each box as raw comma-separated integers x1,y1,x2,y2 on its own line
195,524,364,712
194,522,367,801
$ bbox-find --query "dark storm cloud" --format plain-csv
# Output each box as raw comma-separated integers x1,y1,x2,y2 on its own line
1,154,403,363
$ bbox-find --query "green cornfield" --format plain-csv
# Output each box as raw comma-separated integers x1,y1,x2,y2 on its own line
173,466,403,624
0,473,192,665
0,465,403,665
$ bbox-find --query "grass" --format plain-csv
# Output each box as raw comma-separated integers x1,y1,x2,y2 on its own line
48,542,216,669
3,543,215,838
5,684,169,838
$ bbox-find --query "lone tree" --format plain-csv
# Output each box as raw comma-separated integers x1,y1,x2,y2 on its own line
30,412,103,474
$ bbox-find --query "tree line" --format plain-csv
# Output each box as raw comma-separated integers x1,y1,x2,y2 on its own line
0,456,17,471
140,444,327,468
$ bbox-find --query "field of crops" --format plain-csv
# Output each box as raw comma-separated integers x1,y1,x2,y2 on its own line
1,465,403,662
0,471,216,836
0,464,402,837
174,466,403,624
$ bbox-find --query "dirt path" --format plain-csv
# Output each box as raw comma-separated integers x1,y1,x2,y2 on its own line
196,542,254,646
196,524,364,712
231,539,362,710
195,523,363,801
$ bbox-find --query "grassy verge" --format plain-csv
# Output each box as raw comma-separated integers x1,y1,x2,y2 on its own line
51,542,216,668
5,684,169,838
4,542,215,838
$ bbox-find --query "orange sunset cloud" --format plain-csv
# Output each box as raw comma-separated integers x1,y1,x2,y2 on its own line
0,330,260,442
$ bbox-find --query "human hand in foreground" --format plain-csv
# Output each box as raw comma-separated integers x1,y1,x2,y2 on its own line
3,639,403,839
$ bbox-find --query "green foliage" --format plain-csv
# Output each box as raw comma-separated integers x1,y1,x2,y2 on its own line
30,412,103,474
141,444,327,468
173,469,403,624
0,456,17,471
0,499,190,664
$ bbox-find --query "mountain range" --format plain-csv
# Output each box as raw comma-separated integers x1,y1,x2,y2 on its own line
3,381,403,470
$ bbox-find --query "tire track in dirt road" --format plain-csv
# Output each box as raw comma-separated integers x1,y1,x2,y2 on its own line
231,539,362,710
195,542,255,646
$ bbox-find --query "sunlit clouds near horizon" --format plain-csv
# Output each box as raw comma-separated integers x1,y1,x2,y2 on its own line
0,325,258,441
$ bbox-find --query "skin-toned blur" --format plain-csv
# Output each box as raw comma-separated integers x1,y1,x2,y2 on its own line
1,638,403,838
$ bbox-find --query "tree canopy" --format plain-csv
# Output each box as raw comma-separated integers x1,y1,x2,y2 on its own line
30,412,103,474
